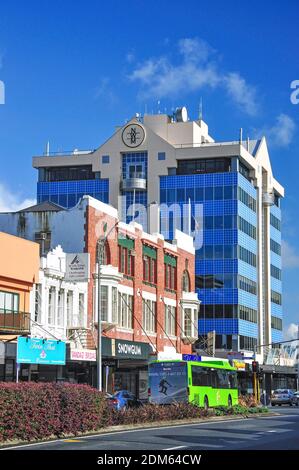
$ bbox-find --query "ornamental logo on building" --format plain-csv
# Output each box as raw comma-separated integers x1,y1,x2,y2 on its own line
122,123,145,148
65,253,90,282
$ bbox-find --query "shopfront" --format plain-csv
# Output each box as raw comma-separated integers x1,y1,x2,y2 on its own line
66,338,153,397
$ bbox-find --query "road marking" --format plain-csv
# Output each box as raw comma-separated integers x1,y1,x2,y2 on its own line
1,415,286,450
163,445,187,450
63,439,84,443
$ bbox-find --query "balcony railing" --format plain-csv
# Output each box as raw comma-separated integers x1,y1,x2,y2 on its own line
0,310,30,332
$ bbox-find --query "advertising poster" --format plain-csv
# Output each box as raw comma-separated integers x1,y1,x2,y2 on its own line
149,362,188,404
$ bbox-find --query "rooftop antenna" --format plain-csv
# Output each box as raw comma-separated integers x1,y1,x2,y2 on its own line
45,141,50,156
199,97,203,120
239,128,243,146
157,100,161,114
247,136,250,151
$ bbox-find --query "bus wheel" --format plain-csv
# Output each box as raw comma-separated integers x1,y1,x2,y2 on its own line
204,396,209,411
228,395,232,408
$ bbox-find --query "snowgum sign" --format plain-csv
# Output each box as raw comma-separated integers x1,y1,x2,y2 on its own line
117,342,142,356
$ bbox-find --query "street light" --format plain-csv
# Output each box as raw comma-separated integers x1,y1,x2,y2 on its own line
96,201,158,391
96,221,119,392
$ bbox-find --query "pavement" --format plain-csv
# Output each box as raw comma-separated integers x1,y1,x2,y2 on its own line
2,406,299,451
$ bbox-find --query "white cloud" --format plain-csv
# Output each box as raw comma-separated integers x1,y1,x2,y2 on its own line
0,183,36,213
129,37,258,115
282,240,299,268
259,113,296,147
224,72,258,116
284,323,299,341
94,77,118,105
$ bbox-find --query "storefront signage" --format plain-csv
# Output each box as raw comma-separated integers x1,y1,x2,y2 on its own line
65,253,90,282
17,337,66,365
232,360,246,371
182,354,202,362
70,348,96,362
112,339,151,360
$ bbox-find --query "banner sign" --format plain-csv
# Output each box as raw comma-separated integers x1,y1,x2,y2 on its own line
17,337,66,365
70,348,96,362
65,253,90,282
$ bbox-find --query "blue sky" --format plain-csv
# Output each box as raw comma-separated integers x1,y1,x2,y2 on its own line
0,1,298,335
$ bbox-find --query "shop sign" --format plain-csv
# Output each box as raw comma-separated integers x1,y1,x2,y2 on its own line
70,348,96,362
17,337,66,365
65,253,90,282
233,360,246,371
113,339,151,360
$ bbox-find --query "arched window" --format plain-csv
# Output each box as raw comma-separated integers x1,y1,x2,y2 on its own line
99,240,110,265
182,270,190,292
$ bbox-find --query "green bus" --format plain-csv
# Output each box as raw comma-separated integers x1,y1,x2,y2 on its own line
148,360,238,409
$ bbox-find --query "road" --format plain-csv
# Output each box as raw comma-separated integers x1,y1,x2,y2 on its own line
3,407,299,451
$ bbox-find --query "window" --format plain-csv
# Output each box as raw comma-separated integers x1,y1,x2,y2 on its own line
158,152,166,160
240,335,257,351
164,305,176,336
48,287,56,325
78,293,85,326
57,289,64,326
271,264,281,281
100,286,108,322
177,158,231,175
112,287,118,324
183,308,198,338
143,245,157,284
118,245,135,277
270,239,281,256
142,299,156,333
271,290,282,305
238,216,257,239
40,165,95,182
239,305,257,323
238,275,257,295
271,316,283,330
270,214,281,231
66,291,73,326
34,285,42,322
0,291,19,314
35,231,51,255
239,162,251,181
192,366,210,386
238,187,256,212
102,155,110,164
182,270,190,292
118,292,133,329
238,246,256,267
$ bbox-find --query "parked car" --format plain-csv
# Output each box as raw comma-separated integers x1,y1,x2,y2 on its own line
293,391,299,405
271,389,298,406
111,390,143,410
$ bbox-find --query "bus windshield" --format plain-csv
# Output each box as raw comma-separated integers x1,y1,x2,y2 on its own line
148,361,188,404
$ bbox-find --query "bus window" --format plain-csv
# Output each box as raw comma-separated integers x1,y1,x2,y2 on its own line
210,369,219,388
228,371,238,389
192,366,209,386
217,370,229,389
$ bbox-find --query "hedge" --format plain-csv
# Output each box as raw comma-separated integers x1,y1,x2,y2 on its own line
0,382,268,443
0,382,109,442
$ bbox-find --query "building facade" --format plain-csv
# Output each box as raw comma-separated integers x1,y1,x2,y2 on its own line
31,108,284,358
0,197,199,395
0,231,39,381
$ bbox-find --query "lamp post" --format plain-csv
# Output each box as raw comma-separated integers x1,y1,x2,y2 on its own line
96,221,119,392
